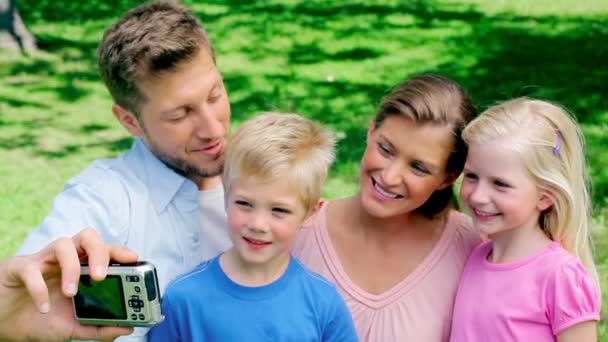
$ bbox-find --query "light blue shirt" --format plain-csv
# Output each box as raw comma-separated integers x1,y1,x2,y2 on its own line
17,138,232,341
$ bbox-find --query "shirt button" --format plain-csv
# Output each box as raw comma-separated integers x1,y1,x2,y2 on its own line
192,234,199,243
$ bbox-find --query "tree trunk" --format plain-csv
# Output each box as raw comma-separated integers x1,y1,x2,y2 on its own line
0,0,36,53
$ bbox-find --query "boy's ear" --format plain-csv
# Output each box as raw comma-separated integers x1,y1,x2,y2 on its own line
437,172,459,190
113,103,144,137
302,198,325,227
537,191,554,211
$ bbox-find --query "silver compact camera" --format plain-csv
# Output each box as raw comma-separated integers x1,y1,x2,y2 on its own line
73,261,164,327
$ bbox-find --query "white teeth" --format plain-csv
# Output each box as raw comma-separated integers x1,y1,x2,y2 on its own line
374,181,399,199
475,209,497,217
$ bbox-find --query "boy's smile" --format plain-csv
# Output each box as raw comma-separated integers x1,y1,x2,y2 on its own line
221,175,311,284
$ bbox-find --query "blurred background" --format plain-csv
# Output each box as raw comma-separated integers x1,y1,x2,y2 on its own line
1,0,606,335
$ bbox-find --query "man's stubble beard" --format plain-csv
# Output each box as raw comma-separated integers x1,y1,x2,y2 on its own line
144,134,224,180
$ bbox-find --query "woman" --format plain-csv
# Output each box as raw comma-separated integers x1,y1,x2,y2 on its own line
292,74,480,341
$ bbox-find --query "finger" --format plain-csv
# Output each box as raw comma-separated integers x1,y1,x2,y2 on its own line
10,258,51,313
96,326,135,342
70,325,134,341
48,237,81,297
72,228,109,281
108,245,139,264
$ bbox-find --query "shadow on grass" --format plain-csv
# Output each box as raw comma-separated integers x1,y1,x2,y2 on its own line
18,0,143,23
6,0,608,206
429,12,608,206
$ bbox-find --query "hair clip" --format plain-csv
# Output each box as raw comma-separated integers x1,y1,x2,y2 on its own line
553,132,561,156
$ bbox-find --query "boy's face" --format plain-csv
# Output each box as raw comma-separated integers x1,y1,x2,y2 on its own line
225,175,311,271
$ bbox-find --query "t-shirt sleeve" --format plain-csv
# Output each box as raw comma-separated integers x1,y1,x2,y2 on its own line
545,258,601,335
147,292,181,342
322,288,359,342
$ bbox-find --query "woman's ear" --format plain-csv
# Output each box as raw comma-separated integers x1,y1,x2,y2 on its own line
366,120,376,142
437,172,459,190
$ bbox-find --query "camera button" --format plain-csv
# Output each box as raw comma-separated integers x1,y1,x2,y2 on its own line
139,314,145,320
134,286,141,293
131,314,138,320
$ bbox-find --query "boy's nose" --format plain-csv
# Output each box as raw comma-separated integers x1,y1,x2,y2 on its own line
247,213,270,233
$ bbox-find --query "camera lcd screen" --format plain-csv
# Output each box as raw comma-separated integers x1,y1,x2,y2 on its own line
74,275,127,319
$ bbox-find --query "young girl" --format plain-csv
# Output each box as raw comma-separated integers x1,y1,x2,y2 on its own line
450,98,601,341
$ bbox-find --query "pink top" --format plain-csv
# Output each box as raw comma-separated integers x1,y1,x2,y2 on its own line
450,241,601,342
291,202,481,341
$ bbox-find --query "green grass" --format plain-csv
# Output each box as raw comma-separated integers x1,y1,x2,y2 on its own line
2,0,607,336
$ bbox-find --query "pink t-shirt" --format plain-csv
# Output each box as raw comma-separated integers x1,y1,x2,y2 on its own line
291,202,481,341
450,241,601,341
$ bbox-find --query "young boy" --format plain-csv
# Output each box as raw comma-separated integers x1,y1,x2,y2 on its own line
148,113,358,341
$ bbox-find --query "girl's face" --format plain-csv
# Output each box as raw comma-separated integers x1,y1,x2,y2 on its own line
460,138,552,239
359,115,456,219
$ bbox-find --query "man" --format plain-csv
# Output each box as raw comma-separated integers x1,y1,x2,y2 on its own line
17,2,233,340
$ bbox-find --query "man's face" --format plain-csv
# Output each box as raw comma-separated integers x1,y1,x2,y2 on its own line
135,49,231,189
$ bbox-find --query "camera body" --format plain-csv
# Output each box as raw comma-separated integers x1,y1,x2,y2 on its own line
73,261,163,327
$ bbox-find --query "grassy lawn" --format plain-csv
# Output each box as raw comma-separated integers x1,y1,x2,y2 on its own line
2,0,606,336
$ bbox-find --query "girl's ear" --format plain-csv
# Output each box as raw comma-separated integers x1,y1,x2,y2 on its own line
537,191,554,211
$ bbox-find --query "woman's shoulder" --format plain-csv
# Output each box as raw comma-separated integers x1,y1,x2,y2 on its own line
445,209,483,253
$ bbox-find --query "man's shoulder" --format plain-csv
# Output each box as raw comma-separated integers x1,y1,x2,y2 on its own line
66,149,142,192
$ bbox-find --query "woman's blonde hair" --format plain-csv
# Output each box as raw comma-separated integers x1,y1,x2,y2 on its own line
462,97,598,285
223,112,335,213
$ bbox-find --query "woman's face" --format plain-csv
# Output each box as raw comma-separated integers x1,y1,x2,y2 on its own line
359,115,456,219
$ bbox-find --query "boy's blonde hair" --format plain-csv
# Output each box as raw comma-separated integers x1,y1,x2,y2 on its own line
223,112,335,213
462,97,598,286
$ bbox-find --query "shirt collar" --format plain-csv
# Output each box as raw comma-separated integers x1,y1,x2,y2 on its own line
126,138,199,213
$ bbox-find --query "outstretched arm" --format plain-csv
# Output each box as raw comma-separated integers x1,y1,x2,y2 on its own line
0,228,138,342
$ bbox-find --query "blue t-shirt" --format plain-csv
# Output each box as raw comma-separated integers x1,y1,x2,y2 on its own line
148,255,358,341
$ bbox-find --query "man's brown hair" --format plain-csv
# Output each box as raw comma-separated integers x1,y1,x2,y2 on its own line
98,1,215,116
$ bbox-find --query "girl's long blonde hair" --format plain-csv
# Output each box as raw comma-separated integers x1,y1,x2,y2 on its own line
462,97,599,286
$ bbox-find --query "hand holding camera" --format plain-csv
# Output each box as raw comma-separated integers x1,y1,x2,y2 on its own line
0,228,139,342
73,261,163,327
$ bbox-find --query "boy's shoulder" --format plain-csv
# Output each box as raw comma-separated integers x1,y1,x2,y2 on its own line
164,257,217,297
291,257,340,295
